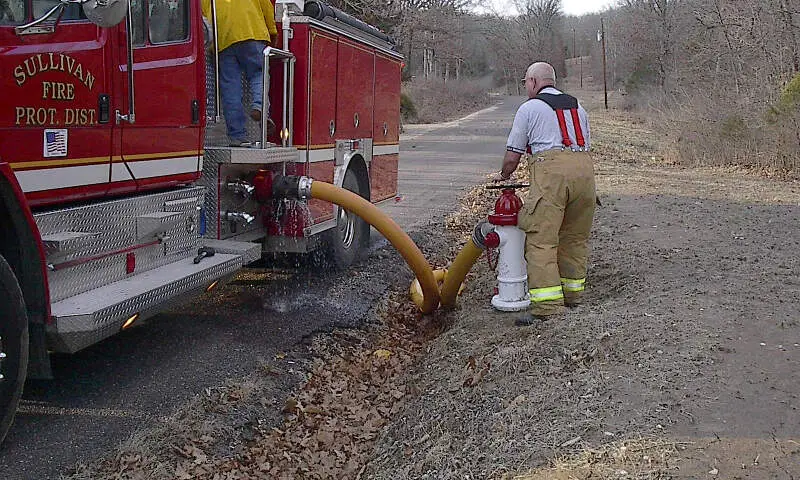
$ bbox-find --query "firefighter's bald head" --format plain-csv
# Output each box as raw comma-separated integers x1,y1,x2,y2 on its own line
523,62,556,98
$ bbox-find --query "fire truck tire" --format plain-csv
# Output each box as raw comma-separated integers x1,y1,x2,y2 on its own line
328,170,369,269
0,254,28,445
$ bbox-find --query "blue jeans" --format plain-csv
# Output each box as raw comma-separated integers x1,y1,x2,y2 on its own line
219,39,267,142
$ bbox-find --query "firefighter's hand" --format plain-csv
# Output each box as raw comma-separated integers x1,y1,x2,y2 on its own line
491,172,509,183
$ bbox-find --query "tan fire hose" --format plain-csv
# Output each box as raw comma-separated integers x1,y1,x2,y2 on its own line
309,181,442,314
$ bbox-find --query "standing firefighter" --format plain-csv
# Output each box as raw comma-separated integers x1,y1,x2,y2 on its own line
202,0,278,146
494,62,596,323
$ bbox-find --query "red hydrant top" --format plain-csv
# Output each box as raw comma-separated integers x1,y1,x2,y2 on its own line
488,188,523,226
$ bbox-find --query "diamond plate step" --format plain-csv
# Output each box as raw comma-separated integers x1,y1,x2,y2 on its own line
48,253,242,353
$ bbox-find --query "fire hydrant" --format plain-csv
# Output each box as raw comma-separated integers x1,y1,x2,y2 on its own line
484,187,530,312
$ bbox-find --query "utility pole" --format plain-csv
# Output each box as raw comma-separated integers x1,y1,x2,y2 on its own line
600,17,608,109
573,26,584,89
576,27,583,89
572,27,576,59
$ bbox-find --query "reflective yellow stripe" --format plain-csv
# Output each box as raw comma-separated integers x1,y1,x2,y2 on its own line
560,277,586,292
529,285,564,302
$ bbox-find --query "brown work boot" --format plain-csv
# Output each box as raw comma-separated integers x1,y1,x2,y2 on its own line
250,109,276,137
564,295,582,308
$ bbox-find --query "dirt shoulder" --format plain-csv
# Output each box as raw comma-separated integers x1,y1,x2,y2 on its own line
66,93,799,480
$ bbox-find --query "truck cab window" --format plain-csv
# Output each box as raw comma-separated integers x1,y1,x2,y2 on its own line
31,0,86,21
148,0,187,44
129,0,187,46
0,0,23,25
1,0,86,25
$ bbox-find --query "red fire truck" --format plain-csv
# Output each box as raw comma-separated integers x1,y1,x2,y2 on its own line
0,0,401,442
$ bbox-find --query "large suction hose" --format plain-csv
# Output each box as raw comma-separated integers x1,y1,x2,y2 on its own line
439,221,493,308
439,240,483,308
308,181,441,314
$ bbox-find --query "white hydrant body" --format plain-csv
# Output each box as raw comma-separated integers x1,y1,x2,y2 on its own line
490,225,530,311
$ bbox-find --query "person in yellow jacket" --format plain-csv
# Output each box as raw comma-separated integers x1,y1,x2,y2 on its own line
202,0,278,146
494,62,596,325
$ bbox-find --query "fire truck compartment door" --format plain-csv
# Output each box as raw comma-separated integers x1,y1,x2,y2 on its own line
112,0,202,191
335,39,374,140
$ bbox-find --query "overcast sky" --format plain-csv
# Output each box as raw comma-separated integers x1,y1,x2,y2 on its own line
562,0,616,15
475,0,616,16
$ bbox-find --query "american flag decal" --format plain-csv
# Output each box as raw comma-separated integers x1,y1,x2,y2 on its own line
43,129,68,157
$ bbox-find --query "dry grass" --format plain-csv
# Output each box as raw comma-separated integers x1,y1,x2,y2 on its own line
510,436,800,479
581,92,800,205
362,88,800,480
403,78,494,124
509,437,684,480
624,89,800,179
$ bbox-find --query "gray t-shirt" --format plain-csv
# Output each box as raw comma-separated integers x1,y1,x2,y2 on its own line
506,87,591,154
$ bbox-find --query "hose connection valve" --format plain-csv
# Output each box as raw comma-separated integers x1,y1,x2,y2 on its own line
486,186,530,312
223,211,255,225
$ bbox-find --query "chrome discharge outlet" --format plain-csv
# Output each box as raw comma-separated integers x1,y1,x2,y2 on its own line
222,211,255,225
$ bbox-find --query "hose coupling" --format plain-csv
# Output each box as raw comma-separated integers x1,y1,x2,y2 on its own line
271,175,313,200
471,220,496,250
298,176,313,199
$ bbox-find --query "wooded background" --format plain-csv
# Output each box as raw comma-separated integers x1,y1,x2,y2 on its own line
327,0,800,174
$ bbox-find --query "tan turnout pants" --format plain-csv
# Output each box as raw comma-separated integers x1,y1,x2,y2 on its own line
518,150,596,316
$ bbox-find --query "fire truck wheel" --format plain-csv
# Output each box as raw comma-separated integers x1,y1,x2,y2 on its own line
0,254,28,445
328,170,369,269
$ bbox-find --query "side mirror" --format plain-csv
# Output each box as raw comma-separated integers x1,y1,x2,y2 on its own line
83,0,128,28
14,2,64,35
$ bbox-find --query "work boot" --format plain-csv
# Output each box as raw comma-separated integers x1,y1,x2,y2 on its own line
229,139,253,148
250,109,277,137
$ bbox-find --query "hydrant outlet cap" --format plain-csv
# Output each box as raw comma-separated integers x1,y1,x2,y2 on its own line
484,231,501,249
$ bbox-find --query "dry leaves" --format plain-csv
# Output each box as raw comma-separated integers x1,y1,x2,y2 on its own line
462,355,491,388
143,291,425,480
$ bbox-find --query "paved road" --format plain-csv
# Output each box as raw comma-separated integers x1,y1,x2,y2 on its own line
0,97,522,479
381,97,517,230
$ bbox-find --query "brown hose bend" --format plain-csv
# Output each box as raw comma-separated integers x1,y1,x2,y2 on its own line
439,238,484,308
309,181,441,313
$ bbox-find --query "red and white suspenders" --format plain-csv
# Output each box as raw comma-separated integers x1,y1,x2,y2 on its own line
534,92,586,151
